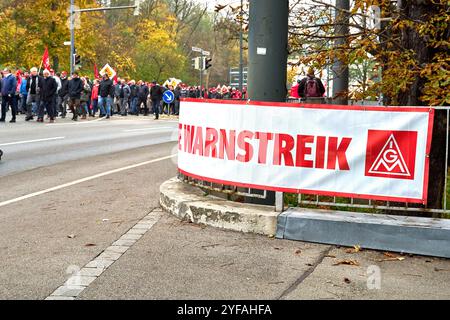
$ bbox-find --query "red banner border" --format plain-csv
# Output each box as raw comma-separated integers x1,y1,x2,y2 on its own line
179,99,435,205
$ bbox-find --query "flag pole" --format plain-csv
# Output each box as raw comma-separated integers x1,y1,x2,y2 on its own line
38,60,43,74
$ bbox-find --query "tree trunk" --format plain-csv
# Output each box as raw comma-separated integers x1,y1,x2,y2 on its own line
394,1,445,216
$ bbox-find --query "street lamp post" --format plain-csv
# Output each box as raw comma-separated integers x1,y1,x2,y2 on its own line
70,0,75,75
239,0,244,96
69,1,138,75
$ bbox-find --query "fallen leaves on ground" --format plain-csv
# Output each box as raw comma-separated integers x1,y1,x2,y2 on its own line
377,252,406,262
345,245,362,254
294,249,302,255
333,260,360,266
84,243,97,247
344,278,351,284
379,257,406,262
67,234,76,239
383,252,396,258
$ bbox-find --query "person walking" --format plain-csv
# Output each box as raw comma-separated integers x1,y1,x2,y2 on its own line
51,70,61,119
174,85,181,116
137,81,149,116
1,68,18,123
129,80,139,115
12,70,22,119
25,67,43,121
90,79,99,117
98,74,114,119
38,69,58,123
79,77,92,120
119,79,130,116
150,81,163,120
58,71,69,118
113,79,122,115
19,72,29,114
68,72,83,121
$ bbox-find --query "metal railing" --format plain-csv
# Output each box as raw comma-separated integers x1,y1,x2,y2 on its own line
178,172,267,200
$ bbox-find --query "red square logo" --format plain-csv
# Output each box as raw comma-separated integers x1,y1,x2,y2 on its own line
365,130,418,180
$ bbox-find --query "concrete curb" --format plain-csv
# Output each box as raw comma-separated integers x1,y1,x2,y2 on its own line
160,178,279,236
277,208,450,258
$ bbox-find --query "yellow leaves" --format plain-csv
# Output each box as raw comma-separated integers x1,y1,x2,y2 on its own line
376,252,406,262
420,53,450,106
333,260,360,267
345,245,362,254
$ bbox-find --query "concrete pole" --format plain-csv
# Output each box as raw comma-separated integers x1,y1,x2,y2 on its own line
248,0,289,102
239,0,244,95
332,0,350,105
200,52,203,96
247,0,288,207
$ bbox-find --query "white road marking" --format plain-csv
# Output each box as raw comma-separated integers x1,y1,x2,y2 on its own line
123,127,174,132
0,137,65,147
0,154,177,208
46,118,105,126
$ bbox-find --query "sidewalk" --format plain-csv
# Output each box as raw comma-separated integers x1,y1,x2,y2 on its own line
41,176,450,300
75,210,450,300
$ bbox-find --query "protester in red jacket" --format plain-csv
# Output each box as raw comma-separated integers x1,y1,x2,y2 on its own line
90,79,100,117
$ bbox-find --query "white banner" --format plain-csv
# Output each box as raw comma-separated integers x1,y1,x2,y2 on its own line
178,99,434,204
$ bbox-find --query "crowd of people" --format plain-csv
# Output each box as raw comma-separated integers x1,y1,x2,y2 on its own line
0,67,248,124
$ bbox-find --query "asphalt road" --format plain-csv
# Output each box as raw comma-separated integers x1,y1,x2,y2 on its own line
0,114,179,177
1,114,449,300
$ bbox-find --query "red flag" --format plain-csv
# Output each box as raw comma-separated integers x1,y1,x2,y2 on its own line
94,63,100,79
42,47,50,70
113,72,118,85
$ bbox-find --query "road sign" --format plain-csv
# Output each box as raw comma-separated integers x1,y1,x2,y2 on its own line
202,51,210,56
99,64,116,79
192,47,202,53
163,90,175,104
64,41,71,46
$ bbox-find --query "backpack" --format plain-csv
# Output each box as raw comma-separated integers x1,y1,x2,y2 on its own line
305,77,321,97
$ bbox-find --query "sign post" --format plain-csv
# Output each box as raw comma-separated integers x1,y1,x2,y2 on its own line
69,2,137,75
192,46,212,97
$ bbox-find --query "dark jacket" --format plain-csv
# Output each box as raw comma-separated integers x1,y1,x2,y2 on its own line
99,78,113,98
1,74,18,96
298,76,325,98
119,84,130,99
68,77,83,99
150,85,163,100
130,84,138,98
174,87,181,101
109,82,115,98
59,77,69,97
26,75,44,95
114,84,122,98
138,84,149,99
40,76,58,102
